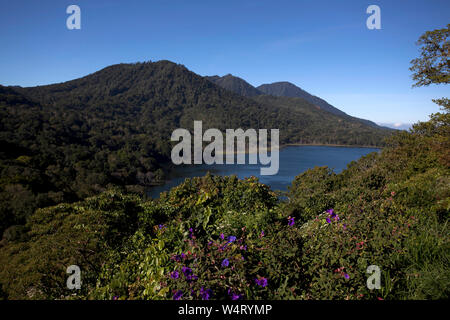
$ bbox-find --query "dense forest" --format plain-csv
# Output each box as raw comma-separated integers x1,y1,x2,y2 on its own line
0,60,391,239
0,24,447,301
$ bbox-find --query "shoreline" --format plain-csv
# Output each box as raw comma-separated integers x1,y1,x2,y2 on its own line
215,142,382,155
281,143,382,149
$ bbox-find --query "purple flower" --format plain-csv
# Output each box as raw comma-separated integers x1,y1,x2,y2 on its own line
170,270,179,279
200,287,213,300
220,233,225,240
288,216,295,226
186,274,198,281
326,218,331,224
182,266,193,276
112,295,119,300
158,224,165,229
344,273,350,279
231,293,242,300
327,208,340,220
223,235,237,248
240,245,247,251
260,230,265,237
255,277,268,287
221,258,230,267
228,289,242,300
173,290,183,300
188,228,194,238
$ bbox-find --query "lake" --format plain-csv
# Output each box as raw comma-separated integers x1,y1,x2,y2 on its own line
147,145,379,198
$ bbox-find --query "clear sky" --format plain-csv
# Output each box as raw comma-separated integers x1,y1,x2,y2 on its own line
0,0,448,125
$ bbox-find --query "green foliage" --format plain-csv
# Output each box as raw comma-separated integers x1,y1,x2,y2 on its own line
410,24,449,87
0,190,143,299
284,166,336,224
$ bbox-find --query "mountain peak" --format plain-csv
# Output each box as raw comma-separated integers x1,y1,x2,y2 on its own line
257,81,348,117
205,74,262,97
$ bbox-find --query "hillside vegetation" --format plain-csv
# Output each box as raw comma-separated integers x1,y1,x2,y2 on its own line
0,61,390,238
0,103,447,299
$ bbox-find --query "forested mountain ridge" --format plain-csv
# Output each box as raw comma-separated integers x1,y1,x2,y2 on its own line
257,81,348,116
205,74,263,97
205,75,388,130
0,60,391,239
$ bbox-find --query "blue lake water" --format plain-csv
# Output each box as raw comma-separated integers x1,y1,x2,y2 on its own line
147,145,379,198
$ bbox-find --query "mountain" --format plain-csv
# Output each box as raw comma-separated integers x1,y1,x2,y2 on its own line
257,81,348,117
205,74,262,97
205,77,386,130
0,60,392,238
256,82,387,129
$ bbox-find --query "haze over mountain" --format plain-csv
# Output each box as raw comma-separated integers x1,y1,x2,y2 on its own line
377,122,413,131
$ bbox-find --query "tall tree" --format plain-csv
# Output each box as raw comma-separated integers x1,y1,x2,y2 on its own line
410,24,449,88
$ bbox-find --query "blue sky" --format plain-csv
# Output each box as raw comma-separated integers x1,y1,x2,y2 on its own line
0,0,448,125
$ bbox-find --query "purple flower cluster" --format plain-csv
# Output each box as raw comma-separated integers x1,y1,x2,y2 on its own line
255,277,268,287
200,287,213,300
326,209,339,223
182,266,198,281
173,290,183,300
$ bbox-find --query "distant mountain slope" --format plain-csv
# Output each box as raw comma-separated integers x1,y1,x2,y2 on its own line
206,77,387,130
205,74,262,97
257,81,348,117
